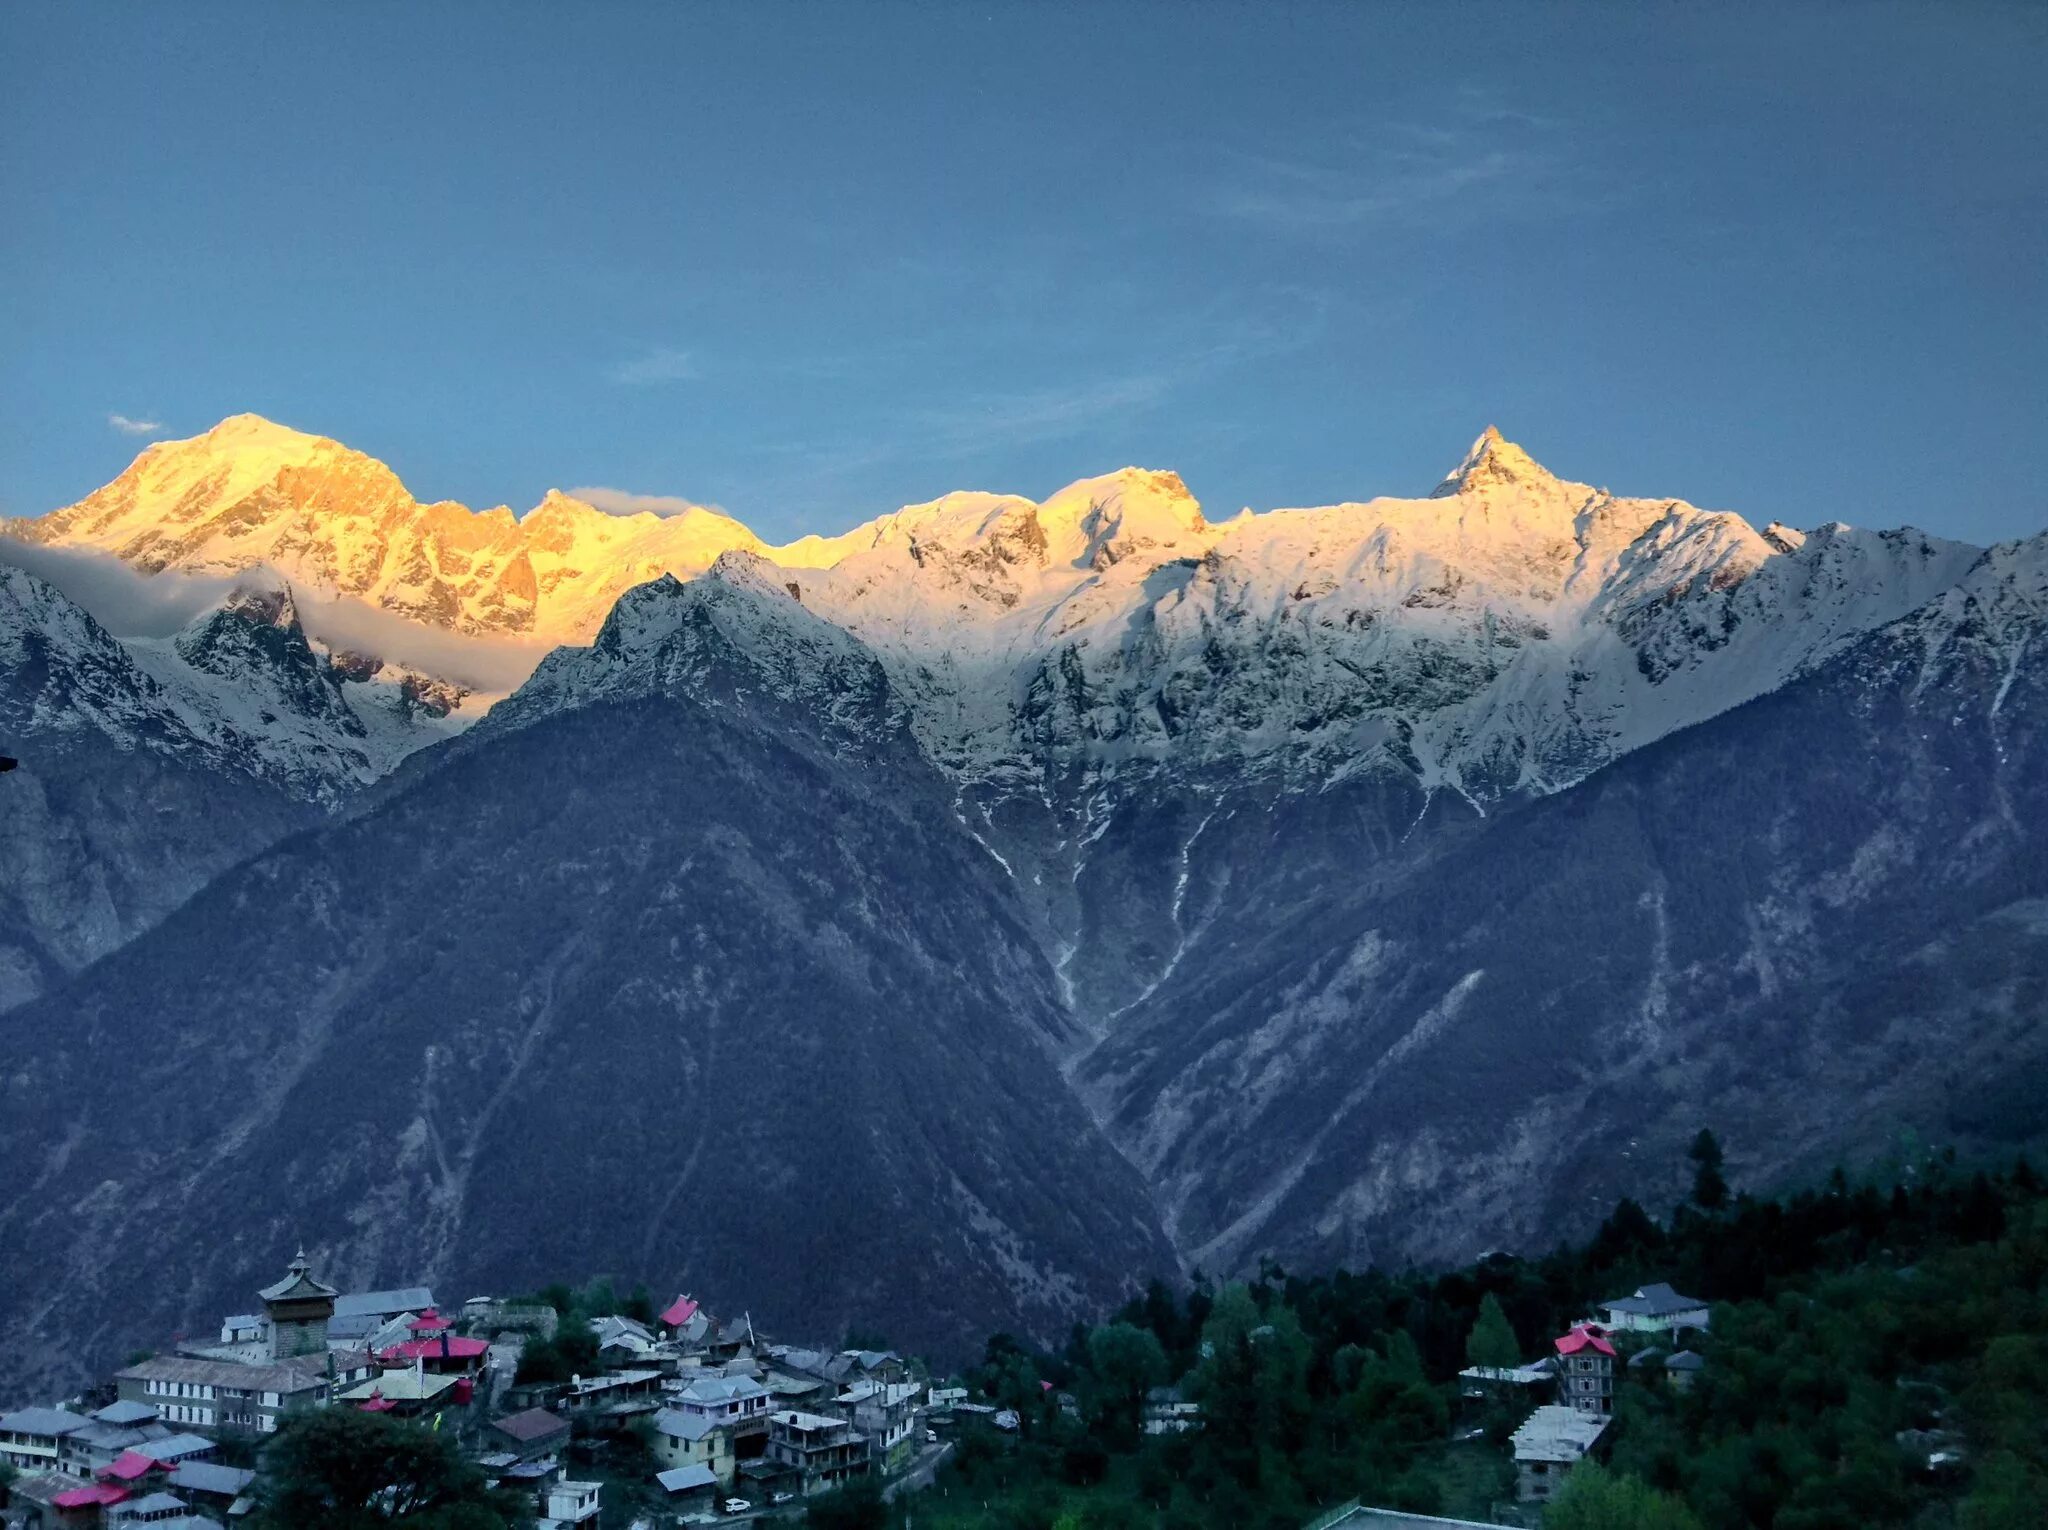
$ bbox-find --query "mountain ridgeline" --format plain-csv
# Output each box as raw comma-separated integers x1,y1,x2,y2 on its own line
1,416,2043,1393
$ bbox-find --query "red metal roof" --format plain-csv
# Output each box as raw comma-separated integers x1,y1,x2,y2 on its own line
660,1294,700,1327
407,1308,446,1330
57,1482,131,1506
379,1335,489,1362
100,1450,166,1481
1554,1324,1617,1357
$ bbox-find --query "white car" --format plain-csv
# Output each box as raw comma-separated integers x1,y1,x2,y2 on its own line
722,1500,751,1516
925,1428,939,1444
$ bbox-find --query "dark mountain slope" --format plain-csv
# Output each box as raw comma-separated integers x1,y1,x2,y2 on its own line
0,567,315,1009
1078,534,2048,1275
0,565,1177,1393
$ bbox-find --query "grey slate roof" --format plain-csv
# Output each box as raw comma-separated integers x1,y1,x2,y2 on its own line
94,1400,161,1425
676,1375,767,1406
656,1464,719,1493
653,1408,717,1443
136,1433,216,1462
0,1406,90,1437
1665,1349,1707,1371
332,1286,435,1319
116,1354,332,1394
491,1408,571,1444
169,1462,257,1497
1601,1281,1706,1317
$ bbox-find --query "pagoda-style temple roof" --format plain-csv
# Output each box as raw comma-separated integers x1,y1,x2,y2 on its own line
258,1249,339,1304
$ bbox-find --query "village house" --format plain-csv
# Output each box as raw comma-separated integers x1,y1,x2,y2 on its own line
1456,1356,1556,1402
327,1286,437,1349
1142,1386,1202,1435
1553,1324,1616,1416
374,1309,489,1376
835,1380,920,1471
165,1460,256,1519
766,1409,871,1497
560,1368,661,1425
489,1406,571,1464
1664,1349,1706,1391
0,1406,91,1476
1511,1403,1609,1504
1597,1281,1711,1336
706,1317,758,1364
590,1314,660,1364
115,1354,345,1435
338,1367,464,1418
536,1478,601,1529
651,1374,772,1484
654,1461,720,1516
657,1294,711,1351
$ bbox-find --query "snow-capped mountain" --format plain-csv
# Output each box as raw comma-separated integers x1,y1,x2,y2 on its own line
2,414,2044,1395
6,414,771,641
4,414,2003,1022
0,564,465,1007
10,417,1981,808
780,427,1978,804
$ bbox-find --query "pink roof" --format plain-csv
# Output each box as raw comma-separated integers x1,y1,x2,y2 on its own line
56,1482,130,1506
1555,1324,1617,1357
380,1335,489,1362
660,1294,699,1326
360,1394,396,1413
408,1308,446,1330
101,1450,164,1481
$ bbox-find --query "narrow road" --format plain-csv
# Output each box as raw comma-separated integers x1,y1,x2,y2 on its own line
884,1440,953,1502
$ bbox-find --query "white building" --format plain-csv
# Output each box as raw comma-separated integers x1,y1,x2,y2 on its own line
539,1479,601,1528
1596,1282,1710,1335
1511,1404,1609,1504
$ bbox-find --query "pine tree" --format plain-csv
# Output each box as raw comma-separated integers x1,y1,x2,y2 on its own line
1688,1129,1729,1211
1467,1291,1522,1370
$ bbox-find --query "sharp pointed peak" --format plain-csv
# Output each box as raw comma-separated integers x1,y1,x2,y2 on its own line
1430,425,1557,498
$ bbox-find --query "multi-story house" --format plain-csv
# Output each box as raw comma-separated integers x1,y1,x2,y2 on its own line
766,1409,871,1497
1552,1324,1616,1416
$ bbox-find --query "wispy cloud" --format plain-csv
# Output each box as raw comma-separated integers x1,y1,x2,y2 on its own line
1211,95,1576,234
609,345,696,386
567,486,725,519
0,540,551,694
755,289,1334,491
107,412,164,436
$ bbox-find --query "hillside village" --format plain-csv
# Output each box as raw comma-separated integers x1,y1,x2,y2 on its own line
0,1240,1724,1530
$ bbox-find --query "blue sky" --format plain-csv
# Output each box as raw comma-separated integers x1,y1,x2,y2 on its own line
2,1,2043,545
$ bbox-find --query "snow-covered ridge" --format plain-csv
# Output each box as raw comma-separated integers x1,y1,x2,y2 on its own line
0,561,462,802
5,414,1991,803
